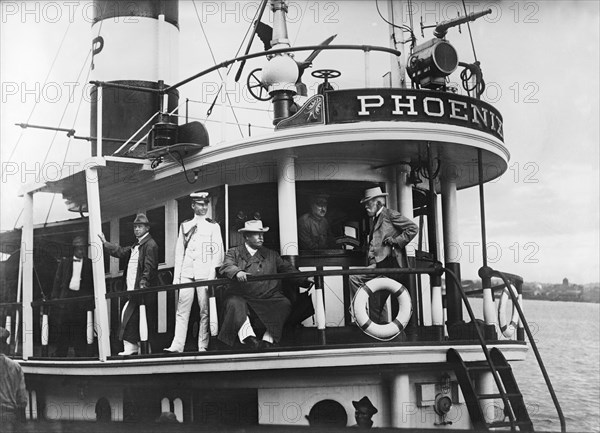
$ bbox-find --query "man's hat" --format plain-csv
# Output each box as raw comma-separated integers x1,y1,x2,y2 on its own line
352,396,378,416
311,193,329,206
238,219,269,233
132,213,151,226
360,186,388,204
0,326,10,342
190,191,210,203
72,236,88,247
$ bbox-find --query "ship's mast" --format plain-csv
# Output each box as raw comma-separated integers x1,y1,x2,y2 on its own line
386,0,408,88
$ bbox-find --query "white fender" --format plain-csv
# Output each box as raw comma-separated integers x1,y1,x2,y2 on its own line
498,284,519,338
352,277,412,341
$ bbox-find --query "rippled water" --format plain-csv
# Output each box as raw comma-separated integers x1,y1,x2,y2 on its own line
469,299,600,432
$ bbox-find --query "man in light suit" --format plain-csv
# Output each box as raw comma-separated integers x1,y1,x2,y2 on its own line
51,236,94,357
164,191,224,353
349,187,418,323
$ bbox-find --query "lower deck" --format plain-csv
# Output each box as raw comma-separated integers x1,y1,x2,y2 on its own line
20,341,527,429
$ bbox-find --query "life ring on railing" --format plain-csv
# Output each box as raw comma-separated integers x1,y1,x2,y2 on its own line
352,277,412,341
498,284,519,338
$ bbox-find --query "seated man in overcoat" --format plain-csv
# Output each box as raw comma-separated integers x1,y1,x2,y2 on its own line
218,220,311,349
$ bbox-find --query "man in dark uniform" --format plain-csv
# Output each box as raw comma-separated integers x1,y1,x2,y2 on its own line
218,220,311,349
99,214,159,355
51,236,94,357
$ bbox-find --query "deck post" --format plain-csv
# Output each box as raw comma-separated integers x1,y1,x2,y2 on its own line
396,162,418,340
86,161,111,360
389,373,411,428
277,153,299,261
477,371,497,423
21,192,34,359
441,168,463,330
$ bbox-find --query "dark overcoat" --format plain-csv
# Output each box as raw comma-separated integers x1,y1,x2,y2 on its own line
104,235,159,342
50,257,94,354
218,244,304,345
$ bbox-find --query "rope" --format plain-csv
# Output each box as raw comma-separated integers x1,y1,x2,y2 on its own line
462,0,479,62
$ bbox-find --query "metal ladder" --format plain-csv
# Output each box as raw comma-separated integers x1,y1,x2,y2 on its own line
443,266,565,432
448,347,533,431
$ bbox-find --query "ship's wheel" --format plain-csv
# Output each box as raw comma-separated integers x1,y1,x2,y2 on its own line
247,68,272,101
311,69,340,94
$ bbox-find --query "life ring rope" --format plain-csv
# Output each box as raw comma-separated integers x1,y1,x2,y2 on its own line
351,277,412,341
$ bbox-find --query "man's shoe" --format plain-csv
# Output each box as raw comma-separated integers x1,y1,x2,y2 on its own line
242,336,261,350
118,341,139,356
163,346,182,354
260,340,277,349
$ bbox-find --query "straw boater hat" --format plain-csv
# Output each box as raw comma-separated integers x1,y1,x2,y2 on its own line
352,396,378,416
72,236,88,247
360,186,388,204
132,214,151,226
238,219,269,233
190,191,210,203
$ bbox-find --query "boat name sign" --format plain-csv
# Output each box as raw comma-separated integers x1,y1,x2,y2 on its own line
325,89,504,141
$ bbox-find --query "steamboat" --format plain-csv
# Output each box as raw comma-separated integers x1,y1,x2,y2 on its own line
0,1,565,431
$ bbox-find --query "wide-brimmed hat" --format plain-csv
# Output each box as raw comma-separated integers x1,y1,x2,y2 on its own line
352,396,378,416
360,186,388,204
72,236,88,247
238,219,269,233
190,191,210,203
132,213,151,226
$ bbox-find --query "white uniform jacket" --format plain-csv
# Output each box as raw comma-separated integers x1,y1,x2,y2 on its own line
174,218,224,283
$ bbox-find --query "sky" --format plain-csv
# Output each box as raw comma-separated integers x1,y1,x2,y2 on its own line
0,0,599,284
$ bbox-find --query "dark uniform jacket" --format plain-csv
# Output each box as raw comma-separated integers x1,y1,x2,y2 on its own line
104,235,159,341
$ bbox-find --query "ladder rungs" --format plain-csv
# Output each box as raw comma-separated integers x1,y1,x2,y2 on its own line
478,393,522,399
488,420,533,428
466,364,511,371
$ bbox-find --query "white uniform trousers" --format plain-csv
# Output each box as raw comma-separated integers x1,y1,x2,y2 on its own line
170,277,209,351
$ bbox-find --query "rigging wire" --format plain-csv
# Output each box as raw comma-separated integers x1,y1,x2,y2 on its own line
192,1,244,137
374,0,416,39
460,0,485,98
5,20,73,164
462,0,479,62
291,1,308,47
42,48,93,226
192,0,261,128
407,0,415,39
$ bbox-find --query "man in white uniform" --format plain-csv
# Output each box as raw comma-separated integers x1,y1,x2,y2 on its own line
164,192,224,353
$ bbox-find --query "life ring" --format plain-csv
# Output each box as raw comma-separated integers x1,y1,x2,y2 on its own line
352,277,412,341
498,284,520,338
